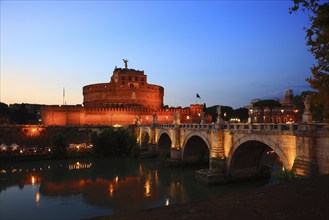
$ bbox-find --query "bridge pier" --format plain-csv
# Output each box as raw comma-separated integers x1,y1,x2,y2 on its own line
195,147,228,185
209,158,226,173
292,124,319,176
170,148,182,160
195,157,228,185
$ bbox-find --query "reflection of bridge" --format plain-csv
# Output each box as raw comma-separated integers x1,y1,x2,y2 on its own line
138,123,329,181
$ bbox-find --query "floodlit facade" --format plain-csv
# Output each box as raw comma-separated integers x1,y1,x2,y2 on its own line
42,63,210,126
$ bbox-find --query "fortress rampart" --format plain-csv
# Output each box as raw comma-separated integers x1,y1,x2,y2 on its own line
41,104,210,126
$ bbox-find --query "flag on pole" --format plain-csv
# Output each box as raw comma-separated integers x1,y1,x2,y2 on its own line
196,93,201,104
63,87,65,105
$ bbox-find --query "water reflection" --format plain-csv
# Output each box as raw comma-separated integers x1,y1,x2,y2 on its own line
1,159,172,215
68,161,92,170
165,198,170,206
35,192,40,203
144,179,151,197
0,158,267,219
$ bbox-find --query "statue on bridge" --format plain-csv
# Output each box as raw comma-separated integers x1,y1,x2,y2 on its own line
302,95,313,123
304,95,311,113
216,105,222,124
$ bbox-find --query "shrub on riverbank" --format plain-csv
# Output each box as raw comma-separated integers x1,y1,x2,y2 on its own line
271,170,300,184
91,127,138,157
51,132,68,159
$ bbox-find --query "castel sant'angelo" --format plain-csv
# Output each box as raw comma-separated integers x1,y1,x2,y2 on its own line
42,60,210,126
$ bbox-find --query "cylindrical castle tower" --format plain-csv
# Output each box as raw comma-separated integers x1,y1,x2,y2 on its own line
83,66,164,110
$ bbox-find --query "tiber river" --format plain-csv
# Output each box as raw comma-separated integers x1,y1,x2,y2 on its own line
0,158,268,219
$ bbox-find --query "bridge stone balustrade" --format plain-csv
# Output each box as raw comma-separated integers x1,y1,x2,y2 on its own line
137,122,329,183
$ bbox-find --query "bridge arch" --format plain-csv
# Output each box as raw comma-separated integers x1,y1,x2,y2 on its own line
182,132,211,163
227,135,289,178
157,131,172,156
140,128,151,149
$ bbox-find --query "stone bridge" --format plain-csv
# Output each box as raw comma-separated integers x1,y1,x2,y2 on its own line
137,123,329,181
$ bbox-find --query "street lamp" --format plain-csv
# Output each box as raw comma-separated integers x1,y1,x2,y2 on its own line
293,109,299,123
280,109,284,123
250,109,253,123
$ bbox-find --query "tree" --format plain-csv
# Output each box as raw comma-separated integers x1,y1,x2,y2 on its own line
290,0,329,121
92,128,118,157
205,105,249,122
205,105,233,122
231,108,249,122
92,127,138,157
51,132,67,159
0,102,10,123
253,100,282,108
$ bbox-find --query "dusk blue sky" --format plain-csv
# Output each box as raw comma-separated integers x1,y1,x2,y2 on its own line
1,1,314,108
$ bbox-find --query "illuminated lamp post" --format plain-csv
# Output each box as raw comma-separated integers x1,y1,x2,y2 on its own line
280,109,284,123
32,128,36,136
293,109,299,123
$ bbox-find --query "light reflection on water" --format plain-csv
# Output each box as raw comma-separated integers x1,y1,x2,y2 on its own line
0,158,267,219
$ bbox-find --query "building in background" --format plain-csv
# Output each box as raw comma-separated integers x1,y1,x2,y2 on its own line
248,89,301,123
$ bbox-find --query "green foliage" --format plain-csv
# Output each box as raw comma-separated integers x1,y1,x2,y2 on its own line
230,108,249,121
205,105,232,122
92,127,117,156
290,0,329,121
253,99,282,108
0,102,10,123
92,127,138,157
116,128,138,156
51,132,67,159
205,105,249,122
272,170,299,184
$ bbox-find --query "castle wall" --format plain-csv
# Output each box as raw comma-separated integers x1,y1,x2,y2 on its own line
41,105,84,126
41,104,210,126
